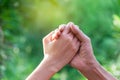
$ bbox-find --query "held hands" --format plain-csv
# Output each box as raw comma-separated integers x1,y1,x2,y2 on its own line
42,24,80,72
26,22,117,80
26,23,80,80
51,22,96,71
51,22,116,80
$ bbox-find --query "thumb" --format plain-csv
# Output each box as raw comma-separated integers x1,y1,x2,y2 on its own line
70,24,90,42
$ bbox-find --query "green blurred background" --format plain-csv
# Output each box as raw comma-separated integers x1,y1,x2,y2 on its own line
0,0,120,80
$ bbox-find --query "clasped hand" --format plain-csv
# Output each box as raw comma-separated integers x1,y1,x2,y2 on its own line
26,22,116,80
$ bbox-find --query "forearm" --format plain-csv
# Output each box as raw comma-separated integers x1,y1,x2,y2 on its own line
79,61,116,80
26,58,56,80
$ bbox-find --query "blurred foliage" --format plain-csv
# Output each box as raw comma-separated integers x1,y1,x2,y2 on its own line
111,14,120,79
0,0,120,80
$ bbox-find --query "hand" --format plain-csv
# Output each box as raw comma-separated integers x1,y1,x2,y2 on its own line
53,22,96,70
69,23,116,80
54,22,116,80
42,24,80,72
26,23,116,80
69,23,96,71
26,25,80,80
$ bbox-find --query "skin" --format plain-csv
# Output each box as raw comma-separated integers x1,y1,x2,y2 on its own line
26,24,80,80
26,22,117,80
55,22,117,80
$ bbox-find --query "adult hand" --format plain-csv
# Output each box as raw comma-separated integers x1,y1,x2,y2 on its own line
69,23,116,80
55,22,95,71
69,23,96,71
54,22,116,80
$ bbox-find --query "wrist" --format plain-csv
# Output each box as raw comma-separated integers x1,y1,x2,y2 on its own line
40,57,58,74
43,55,66,73
76,58,98,72
78,60,116,80
26,58,57,80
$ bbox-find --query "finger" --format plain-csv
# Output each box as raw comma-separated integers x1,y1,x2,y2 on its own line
52,29,60,40
73,37,80,48
73,37,78,44
55,29,61,39
76,39,80,48
74,38,80,51
70,24,89,42
59,24,66,32
68,32,74,40
71,37,80,53
63,22,73,34
43,31,54,43
52,33,57,40
76,41,80,52
56,30,61,37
